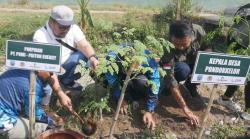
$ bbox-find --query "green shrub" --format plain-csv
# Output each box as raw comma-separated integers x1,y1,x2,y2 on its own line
210,123,246,139
86,19,115,52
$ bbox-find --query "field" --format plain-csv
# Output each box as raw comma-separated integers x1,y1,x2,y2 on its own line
0,1,249,139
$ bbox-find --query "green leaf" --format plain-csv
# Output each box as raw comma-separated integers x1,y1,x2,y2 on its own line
108,66,114,75
234,15,241,24
158,67,167,77
141,67,153,74
134,40,146,54
111,62,119,74
121,61,129,68
85,9,94,27
102,67,108,74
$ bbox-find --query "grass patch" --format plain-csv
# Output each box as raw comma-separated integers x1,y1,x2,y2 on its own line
0,2,161,12
0,11,48,54
210,122,246,139
0,6,163,56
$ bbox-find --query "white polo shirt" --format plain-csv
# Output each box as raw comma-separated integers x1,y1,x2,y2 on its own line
33,22,85,64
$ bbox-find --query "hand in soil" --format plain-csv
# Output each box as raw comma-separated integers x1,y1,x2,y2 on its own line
120,100,128,114
143,112,156,130
183,106,199,126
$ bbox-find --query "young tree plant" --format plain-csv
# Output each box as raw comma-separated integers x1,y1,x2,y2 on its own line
94,28,174,138
74,60,111,120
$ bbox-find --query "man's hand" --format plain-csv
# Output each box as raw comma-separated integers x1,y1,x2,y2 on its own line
143,112,156,130
89,57,99,71
76,38,99,71
58,91,73,112
120,100,128,114
170,86,199,126
183,106,199,126
154,57,161,63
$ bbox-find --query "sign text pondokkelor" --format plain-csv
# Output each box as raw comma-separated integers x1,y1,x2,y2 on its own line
191,51,250,85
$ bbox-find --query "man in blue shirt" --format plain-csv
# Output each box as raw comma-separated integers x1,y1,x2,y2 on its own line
0,69,72,138
105,47,160,130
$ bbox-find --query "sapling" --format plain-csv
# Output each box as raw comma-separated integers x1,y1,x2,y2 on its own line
93,28,174,138
74,60,111,121
75,27,174,138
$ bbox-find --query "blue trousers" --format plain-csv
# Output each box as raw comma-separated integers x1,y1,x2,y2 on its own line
174,62,193,82
42,51,87,104
59,51,87,85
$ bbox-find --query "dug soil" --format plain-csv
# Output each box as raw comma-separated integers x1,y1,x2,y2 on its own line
60,80,241,139
0,58,242,139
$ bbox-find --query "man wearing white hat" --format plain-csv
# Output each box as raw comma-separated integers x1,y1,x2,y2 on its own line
33,5,99,93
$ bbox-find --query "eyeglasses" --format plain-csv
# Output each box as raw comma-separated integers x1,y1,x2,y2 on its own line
171,36,192,48
53,20,71,31
57,24,71,31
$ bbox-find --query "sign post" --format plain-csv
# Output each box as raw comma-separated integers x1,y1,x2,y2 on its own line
6,40,61,139
192,52,250,139
29,71,36,139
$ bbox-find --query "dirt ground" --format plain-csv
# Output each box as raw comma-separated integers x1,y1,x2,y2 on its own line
0,55,245,139
63,76,243,139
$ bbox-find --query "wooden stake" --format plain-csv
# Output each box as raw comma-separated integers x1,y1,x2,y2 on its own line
109,65,134,139
197,84,218,139
29,71,36,139
176,0,181,21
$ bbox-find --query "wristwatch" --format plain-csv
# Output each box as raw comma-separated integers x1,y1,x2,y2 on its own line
88,54,98,60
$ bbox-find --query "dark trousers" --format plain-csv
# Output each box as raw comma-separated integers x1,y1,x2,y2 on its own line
174,62,192,82
125,74,148,101
161,62,198,96
175,62,198,93
59,51,87,85
224,82,250,110
245,82,250,110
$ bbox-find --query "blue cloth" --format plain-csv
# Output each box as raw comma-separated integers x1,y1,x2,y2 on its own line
0,69,53,130
105,49,160,112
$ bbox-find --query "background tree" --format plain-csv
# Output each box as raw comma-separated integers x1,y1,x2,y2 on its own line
171,0,194,20
78,0,94,32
